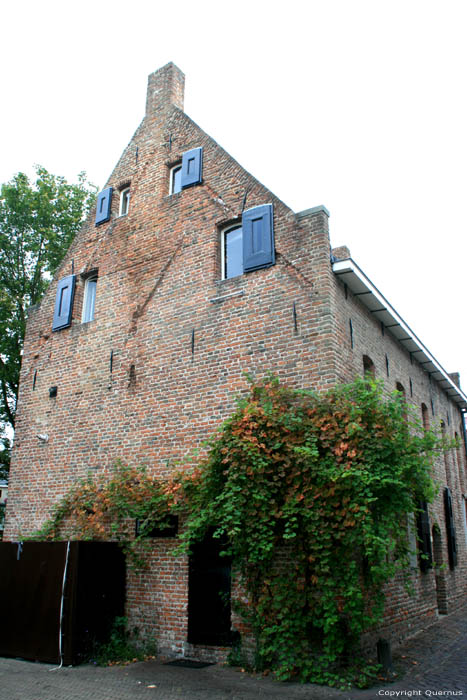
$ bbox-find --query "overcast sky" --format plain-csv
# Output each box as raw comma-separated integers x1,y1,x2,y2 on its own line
2,0,466,393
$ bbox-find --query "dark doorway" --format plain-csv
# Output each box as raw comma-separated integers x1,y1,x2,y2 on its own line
188,534,231,646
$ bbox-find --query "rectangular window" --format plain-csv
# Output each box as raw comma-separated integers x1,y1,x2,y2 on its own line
407,514,418,569
82,275,98,323
135,515,178,538
444,487,458,569
170,165,182,195
221,204,275,280
416,501,433,572
222,225,243,279
119,188,130,216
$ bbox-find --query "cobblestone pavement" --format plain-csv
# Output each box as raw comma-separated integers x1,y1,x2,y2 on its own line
0,603,465,700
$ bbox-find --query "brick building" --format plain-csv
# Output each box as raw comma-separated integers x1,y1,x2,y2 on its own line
4,63,467,659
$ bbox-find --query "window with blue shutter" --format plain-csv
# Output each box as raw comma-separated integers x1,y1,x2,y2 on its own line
95,187,113,225
242,204,275,272
52,275,76,331
181,147,203,189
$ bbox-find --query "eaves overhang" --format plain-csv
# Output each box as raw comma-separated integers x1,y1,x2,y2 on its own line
332,258,467,411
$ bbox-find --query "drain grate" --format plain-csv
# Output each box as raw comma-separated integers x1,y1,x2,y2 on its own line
165,659,214,669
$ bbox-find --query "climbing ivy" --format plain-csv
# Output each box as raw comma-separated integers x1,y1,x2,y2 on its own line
32,463,176,563
33,377,445,686
177,377,441,684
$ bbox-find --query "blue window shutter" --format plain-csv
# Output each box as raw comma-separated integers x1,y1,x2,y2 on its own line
95,187,113,225
181,147,203,189
242,204,275,272
52,275,76,331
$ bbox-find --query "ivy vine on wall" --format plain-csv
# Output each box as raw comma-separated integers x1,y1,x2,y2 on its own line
33,377,446,686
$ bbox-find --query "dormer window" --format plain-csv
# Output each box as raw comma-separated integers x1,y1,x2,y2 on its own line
119,187,130,216
170,165,182,195
82,274,98,323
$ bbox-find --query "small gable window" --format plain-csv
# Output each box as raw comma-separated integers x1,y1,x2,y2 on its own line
119,187,130,216
221,204,275,280
170,165,182,195
82,274,98,323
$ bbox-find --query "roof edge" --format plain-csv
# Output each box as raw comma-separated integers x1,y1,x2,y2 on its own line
333,258,467,411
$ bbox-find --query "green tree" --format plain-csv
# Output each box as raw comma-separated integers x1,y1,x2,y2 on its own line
0,436,10,481
0,166,96,473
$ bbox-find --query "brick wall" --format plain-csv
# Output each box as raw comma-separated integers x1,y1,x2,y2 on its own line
330,259,467,643
5,62,466,658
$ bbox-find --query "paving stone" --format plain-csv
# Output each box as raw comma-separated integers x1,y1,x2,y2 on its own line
0,602,465,700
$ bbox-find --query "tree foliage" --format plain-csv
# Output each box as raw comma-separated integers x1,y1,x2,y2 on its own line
0,435,10,481
0,166,96,470
33,377,444,686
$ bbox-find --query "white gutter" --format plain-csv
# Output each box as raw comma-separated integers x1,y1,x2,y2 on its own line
332,258,467,411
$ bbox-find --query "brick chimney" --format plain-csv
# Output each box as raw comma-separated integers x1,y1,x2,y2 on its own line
146,62,185,118
331,245,351,261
